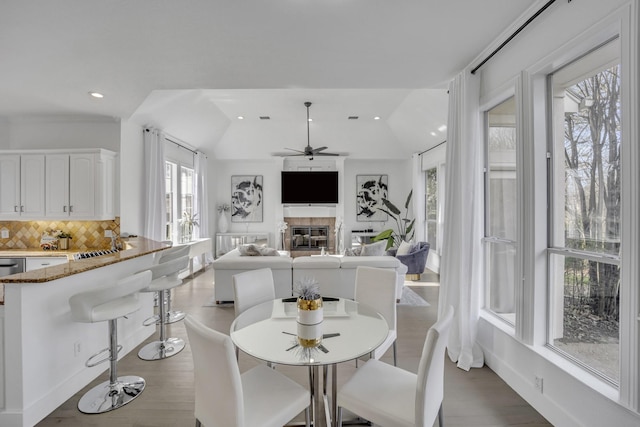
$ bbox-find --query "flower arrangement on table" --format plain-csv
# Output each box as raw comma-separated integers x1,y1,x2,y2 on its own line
180,212,199,242
295,277,323,348
276,220,288,251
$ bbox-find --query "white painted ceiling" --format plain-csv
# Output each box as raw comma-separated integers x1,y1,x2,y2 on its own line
0,0,535,159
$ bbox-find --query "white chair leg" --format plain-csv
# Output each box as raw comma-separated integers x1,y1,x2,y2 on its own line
305,406,311,427
393,341,397,366
337,407,343,426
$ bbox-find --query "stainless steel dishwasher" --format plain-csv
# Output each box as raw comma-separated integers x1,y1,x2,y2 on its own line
0,257,26,277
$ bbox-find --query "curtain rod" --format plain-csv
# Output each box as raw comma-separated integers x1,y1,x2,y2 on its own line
144,128,199,156
418,140,446,156
470,0,561,75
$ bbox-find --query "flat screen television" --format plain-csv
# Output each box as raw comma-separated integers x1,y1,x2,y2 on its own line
281,171,339,204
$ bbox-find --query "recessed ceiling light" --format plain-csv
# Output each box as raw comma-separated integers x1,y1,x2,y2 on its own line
89,91,104,99
237,116,244,120
438,125,447,132
374,116,381,120
430,132,437,136
308,118,313,122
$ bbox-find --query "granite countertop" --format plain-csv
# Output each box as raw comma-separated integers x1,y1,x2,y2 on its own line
0,237,170,304
0,248,78,260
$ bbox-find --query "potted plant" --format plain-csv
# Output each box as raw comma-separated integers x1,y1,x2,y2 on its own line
295,277,323,348
372,190,415,250
217,203,230,233
56,231,72,250
180,212,199,243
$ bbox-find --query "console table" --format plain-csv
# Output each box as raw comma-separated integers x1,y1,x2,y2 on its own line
215,232,269,258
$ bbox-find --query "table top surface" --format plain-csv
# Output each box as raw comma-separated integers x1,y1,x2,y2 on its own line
230,298,388,366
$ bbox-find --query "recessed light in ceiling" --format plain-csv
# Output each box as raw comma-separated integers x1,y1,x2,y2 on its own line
348,116,359,120
430,132,437,136
308,118,313,122
438,125,447,132
374,116,381,120
259,116,270,120
237,116,244,120
89,91,104,99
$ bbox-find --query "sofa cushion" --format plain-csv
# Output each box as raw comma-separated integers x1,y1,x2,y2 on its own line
258,246,281,256
344,246,362,256
360,240,387,256
340,256,400,269
212,249,292,270
238,244,262,256
396,240,414,256
293,256,341,269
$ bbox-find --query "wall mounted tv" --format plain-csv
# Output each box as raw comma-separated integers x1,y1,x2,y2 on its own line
281,171,339,204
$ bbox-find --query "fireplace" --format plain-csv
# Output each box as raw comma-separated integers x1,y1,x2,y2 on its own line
284,216,335,257
290,226,329,251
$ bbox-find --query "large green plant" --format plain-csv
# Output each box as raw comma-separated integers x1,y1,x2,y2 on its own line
372,190,415,250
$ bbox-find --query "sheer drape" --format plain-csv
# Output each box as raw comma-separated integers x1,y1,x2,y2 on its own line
412,153,426,242
438,71,485,370
143,129,167,242
194,152,213,264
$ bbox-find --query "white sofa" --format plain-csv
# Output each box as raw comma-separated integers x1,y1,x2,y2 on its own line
212,249,407,303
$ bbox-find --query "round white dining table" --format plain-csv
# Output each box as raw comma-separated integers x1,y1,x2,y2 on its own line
230,297,389,427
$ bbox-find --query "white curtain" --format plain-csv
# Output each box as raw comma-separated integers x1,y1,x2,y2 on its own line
438,71,485,371
412,153,426,242
194,151,213,264
143,129,167,242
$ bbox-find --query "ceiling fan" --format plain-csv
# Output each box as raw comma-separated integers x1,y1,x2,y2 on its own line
281,101,340,159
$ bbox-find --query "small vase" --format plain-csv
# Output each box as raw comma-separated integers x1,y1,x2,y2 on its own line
218,213,229,233
296,297,323,348
58,237,69,250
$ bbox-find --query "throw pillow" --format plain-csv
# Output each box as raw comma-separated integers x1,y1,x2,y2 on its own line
238,244,262,256
344,246,362,256
396,240,414,256
258,247,280,256
360,240,387,256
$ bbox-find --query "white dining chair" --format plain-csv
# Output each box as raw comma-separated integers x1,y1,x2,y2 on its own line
184,315,311,427
354,266,398,365
232,267,276,318
337,305,454,427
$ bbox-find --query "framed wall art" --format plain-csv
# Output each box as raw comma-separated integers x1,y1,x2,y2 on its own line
231,175,263,222
356,174,388,222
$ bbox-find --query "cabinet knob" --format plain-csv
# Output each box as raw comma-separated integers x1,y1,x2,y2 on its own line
63,206,66,212
14,206,18,212
20,205,24,212
69,205,73,212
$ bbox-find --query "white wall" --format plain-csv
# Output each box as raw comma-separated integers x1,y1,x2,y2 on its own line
474,0,640,426
4,117,120,151
211,157,412,247
119,120,144,235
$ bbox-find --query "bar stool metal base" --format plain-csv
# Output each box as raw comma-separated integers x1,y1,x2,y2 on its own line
138,337,185,360
77,375,145,414
164,310,186,324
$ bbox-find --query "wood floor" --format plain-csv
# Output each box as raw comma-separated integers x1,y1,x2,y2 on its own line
37,267,551,427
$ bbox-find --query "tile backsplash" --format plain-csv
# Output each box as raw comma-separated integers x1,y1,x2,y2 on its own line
0,217,120,251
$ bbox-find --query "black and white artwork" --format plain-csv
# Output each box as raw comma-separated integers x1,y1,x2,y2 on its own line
231,175,263,222
356,174,388,222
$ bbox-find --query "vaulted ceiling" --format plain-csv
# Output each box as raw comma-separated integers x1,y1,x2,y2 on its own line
0,0,536,159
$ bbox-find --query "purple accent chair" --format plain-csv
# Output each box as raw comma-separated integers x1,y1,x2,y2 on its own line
386,242,430,278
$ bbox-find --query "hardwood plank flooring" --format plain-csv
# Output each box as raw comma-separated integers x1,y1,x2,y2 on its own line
37,267,551,427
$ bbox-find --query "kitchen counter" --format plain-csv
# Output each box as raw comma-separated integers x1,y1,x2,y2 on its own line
0,237,170,304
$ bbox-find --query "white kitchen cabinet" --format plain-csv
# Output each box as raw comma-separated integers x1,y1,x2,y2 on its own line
1,149,116,221
0,154,45,219
43,149,116,220
25,256,68,272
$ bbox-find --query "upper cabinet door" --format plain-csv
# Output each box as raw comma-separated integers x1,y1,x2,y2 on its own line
45,154,70,217
0,155,21,218
69,153,95,218
20,154,46,218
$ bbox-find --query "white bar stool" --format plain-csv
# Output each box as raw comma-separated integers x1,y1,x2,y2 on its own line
154,244,191,324
138,253,190,360
68,270,152,414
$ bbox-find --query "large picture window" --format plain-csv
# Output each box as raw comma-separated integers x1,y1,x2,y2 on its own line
165,160,195,243
484,97,517,325
548,40,621,384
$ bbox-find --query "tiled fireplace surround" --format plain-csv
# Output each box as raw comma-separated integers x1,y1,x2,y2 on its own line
284,216,335,258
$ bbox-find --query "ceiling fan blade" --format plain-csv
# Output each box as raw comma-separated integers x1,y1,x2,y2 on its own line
314,152,340,156
284,147,305,154
311,146,328,153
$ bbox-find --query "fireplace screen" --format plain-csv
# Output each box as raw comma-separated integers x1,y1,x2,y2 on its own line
290,226,329,251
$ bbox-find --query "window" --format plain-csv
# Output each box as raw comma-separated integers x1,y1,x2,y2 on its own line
425,167,438,252
548,41,620,384
484,97,517,325
165,160,195,243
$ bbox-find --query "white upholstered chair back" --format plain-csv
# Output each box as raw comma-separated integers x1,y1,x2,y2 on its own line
415,305,454,426
232,268,276,318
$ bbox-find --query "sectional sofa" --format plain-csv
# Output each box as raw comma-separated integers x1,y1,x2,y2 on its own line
212,248,407,303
